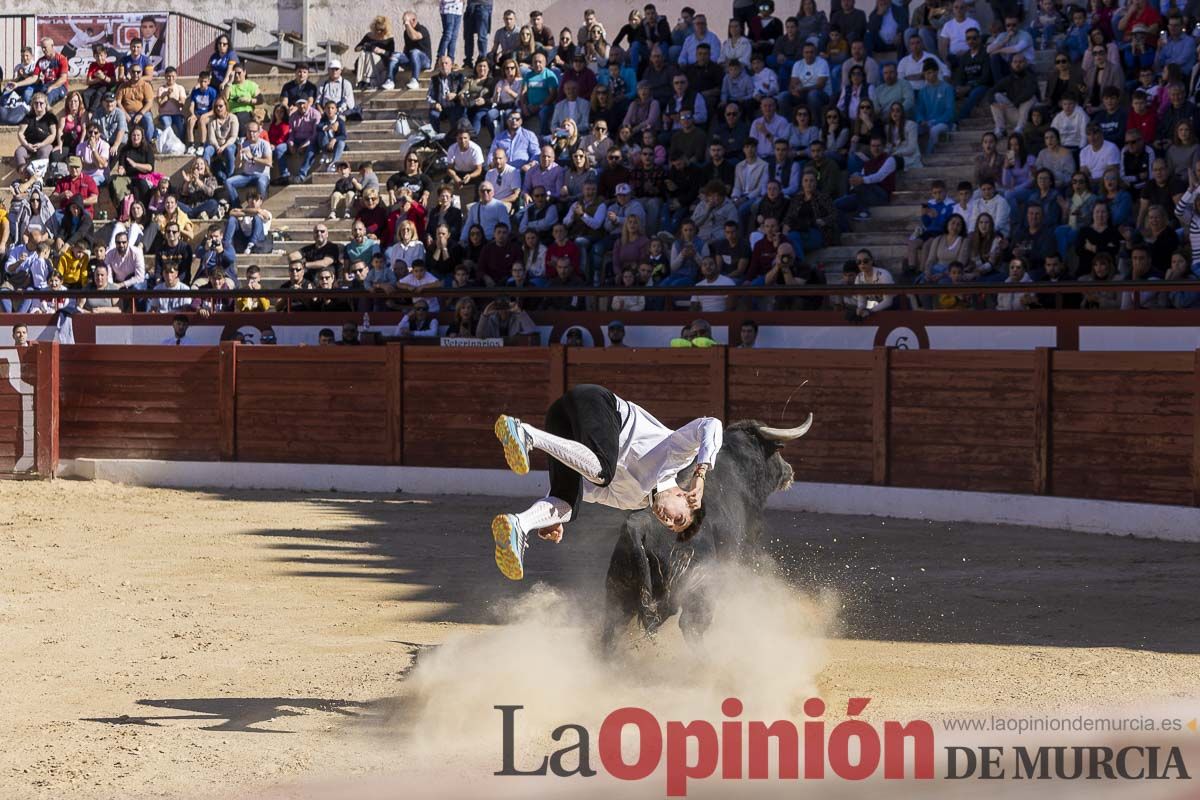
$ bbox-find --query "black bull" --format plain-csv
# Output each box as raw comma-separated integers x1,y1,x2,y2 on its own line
600,416,813,648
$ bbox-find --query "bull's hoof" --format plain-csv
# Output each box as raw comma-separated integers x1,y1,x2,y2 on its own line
494,415,531,475
492,514,526,581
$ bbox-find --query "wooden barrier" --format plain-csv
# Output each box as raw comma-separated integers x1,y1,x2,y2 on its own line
37,344,1200,509
0,345,37,475
59,345,221,462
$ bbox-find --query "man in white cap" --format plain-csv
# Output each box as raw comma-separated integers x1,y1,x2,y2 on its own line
603,183,646,235
490,385,722,580
316,59,357,117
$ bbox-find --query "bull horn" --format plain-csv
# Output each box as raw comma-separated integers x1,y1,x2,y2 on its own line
758,413,814,442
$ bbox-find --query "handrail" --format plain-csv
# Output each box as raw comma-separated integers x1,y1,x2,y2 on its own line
0,279,1194,303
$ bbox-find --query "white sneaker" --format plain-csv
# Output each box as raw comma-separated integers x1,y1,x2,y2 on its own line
405,78,420,90
326,163,338,173
382,80,395,90
243,244,254,254
343,211,352,219
328,211,337,220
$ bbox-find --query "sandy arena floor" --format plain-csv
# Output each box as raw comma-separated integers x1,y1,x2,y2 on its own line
1,480,1199,799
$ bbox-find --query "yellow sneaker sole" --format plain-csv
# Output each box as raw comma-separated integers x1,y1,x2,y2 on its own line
494,415,530,475
492,515,524,581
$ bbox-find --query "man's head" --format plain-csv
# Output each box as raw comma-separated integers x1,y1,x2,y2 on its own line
651,485,702,536
11,323,28,347
1043,252,1065,278
493,222,510,245
740,319,758,347
607,319,625,344
172,314,188,338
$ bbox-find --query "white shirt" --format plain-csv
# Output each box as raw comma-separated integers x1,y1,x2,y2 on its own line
790,57,830,89
486,164,522,202
447,140,484,173
1079,140,1121,179
396,271,441,312
584,394,724,510
160,332,198,345
151,281,192,313
940,17,981,55
1051,108,1090,149
967,194,1011,236
691,274,736,311
855,266,896,313
896,52,950,90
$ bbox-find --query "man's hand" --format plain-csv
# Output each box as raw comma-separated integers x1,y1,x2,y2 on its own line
684,476,704,510
537,523,564,543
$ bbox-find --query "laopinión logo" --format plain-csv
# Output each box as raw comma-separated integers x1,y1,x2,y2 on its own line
495,698,1191,796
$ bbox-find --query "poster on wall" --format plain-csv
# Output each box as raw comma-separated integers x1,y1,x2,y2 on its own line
35,13,167,77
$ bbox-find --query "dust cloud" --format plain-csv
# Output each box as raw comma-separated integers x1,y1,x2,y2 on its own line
374,561,836,786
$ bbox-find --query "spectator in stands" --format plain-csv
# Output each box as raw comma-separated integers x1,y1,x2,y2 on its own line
224,192,272,255
203,98,239,181
223,65,262,127
461,182,508,243
310,100,347,175
521,51,559,134
84,44,117,112
13,38,69,106
446,128,485,189
110,125,156,208
281,63,317,111
104,229,146,292
194,223,238,285
317,61,358,119
1077,251,1123,309
851,248,893,318
835,134,895,221
989,53,1038,137
150,262,191,313
171,158,217,222
428,56,466,133
462,59,495,137
397,298,439,337
427,220,464,275
185,72,217,156
155,222,194,286
14,94,58,178
915,59,954,156
897,33,948,91
477,222,523,285
489,110,541,170
226,120,272,206
476,296,536,338
692,180,739,245
354,16,397,90
116,63,156,143
208,35,239,91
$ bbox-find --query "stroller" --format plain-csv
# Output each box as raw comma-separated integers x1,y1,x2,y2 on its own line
396,120,450,183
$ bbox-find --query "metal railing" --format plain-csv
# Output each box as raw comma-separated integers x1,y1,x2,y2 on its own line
167,13,228,77
0,279,1194,307
0,15,34,85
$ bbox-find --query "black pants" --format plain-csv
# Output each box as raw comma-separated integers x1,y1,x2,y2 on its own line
545,384,621,516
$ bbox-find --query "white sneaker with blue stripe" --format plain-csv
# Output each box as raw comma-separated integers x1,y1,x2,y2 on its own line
492,514,527,580
494,414,531,475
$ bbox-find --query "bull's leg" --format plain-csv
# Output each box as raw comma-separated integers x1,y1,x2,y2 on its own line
635,534,663,635
600,573,639,653
676,562,713,646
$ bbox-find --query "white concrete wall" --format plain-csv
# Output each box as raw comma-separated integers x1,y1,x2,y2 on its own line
61,458,1200,544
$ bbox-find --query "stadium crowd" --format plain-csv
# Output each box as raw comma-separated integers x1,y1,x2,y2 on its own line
4,0,1200,329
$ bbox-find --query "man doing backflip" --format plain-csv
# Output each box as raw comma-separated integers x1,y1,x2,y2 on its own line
491,384,723,580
